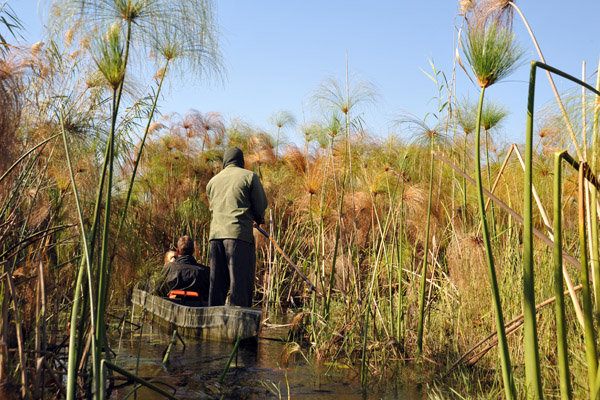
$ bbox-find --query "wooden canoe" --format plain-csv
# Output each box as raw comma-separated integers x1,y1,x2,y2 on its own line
131,288,262,342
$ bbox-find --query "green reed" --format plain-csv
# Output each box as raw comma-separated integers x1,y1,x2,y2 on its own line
463,21,523,400
553,151,571,399
524,60,600,399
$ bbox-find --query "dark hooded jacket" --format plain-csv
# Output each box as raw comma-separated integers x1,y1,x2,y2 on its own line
160,255,210,300
206,147,268,243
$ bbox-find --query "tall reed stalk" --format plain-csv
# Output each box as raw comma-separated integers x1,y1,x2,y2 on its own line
475,86,515,400
578,163,598,395
396,166,406,344
590,60,600,318
523,60,600,399
94,20,131,398
522,61,544,400
60,106,98,400
416,134,434,355
553,151,571,400
53,1,222,397
324,174,345,321
407,62,447,355
463,21,521,400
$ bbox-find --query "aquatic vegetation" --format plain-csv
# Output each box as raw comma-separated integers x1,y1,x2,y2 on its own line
3,1,600,399
462,19,523,400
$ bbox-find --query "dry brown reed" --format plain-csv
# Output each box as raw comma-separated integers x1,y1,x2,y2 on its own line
246,132,276,169
446,232,492,351
460,0,515,33
403,183,442,251
477,0,514,29
0,57,23,186
341,191,373,249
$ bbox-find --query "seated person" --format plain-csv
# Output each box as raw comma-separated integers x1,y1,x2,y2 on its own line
160,236,210,303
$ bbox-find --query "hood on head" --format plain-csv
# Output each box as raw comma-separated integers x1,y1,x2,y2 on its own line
222,147,244,169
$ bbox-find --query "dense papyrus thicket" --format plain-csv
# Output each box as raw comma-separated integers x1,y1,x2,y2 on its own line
1,0,600,399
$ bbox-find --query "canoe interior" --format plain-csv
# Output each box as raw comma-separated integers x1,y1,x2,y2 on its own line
131,288,262,342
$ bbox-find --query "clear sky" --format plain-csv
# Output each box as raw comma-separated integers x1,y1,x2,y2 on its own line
6,0,600,146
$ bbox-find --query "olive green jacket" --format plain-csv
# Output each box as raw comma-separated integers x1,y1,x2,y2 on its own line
206,149,268,243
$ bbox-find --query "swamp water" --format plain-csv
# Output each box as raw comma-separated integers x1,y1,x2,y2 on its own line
108,316,424,399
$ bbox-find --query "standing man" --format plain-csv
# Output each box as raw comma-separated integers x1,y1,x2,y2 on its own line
206,146,268,307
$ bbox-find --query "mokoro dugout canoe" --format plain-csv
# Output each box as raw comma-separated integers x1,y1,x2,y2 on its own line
131,288,262,342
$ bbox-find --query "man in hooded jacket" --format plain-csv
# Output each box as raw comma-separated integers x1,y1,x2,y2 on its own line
206,147,268,307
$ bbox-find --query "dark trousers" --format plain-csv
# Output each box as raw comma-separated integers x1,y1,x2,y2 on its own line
208,239,256,307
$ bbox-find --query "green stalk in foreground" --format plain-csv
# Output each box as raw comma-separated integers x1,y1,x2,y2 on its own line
522,62,543,400
219,336,242,384
162,330,178,364
590,61,600,320
60,108,97,400
578,163,598,395
102,360,178,400
474,86,515,400
462,21,522,400
96,88,118,400
522,60,600,399
553,151,571,400
95,21,130,398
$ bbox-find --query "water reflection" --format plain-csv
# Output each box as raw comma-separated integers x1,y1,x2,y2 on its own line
109,320,423,399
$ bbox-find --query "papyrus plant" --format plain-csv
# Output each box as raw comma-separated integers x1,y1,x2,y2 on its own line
51,1,223,398
462,20,523,400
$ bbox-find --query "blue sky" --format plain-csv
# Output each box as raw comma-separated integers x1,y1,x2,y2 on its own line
6,0,600,146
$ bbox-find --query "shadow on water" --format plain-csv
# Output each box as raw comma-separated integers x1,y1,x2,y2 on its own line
108,318,424,399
